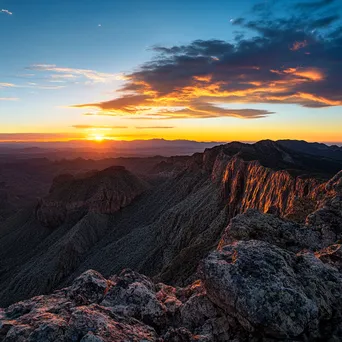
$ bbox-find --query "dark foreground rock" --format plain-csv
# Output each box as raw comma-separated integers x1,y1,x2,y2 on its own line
201,240,342,340
1,237,342,342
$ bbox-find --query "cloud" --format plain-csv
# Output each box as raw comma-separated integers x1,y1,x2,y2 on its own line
72,1,342,118
290,40,308,51
0,97,19,101
29,64,121,84
0,133,84,142
0,81,65,90
135,126,174,129
83,112,117,117
0,83,16,88
295,0,335,10
1,9,12,15
72,125,127,129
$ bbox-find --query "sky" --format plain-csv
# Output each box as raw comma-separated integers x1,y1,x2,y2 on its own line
1,0,342,143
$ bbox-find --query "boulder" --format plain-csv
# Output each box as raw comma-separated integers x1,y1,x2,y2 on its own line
200,240,342,340
101,269,166,327
68,270,110,305
315,244,342,271
219,209,321,252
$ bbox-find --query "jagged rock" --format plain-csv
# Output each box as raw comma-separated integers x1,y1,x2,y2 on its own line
200,240,342,340
315,244,342,272
325,170,342,194
36,166,148,228
219,209,322,252
180,290,217,330
0,287,158,342
305,171,342,246
220,156,323,220
155,283,182,315
68,305,157,341
101,269,166,327
306,195,342,246
80,332,104,341
161,327,193,341
68,270,110,305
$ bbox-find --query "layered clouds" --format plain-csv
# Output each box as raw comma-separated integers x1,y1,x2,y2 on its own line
1,9,12,15
73,0,342,120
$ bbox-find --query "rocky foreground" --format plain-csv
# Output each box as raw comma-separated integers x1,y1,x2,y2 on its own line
1,184,342,341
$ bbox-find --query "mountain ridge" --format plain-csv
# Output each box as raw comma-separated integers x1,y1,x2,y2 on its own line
0,139,341,308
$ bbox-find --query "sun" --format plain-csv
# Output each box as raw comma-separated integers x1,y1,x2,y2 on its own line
87,133,105,142
93,134,105,142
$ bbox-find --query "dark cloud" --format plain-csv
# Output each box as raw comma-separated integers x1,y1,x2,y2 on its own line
153,39,235,57
311,15,340,28
73,1,342,119
295,0,335,10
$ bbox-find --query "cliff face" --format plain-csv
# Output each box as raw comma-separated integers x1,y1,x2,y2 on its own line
189,140,336,222
218,157,322,220
36,166,148,228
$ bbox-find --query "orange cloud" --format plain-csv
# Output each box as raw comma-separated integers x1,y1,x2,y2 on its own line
290,40,308,51
282,67,325,81
70,17,342,120
72,125,127,130
193,75,213,82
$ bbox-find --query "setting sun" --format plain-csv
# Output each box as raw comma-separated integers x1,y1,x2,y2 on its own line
88,133,105,142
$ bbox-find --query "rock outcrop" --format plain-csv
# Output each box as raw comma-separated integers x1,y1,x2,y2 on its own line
2,241,341,341
36,166,148,228
200,240,342,340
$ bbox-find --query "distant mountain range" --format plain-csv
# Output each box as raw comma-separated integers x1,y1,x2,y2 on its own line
0,139,224,159
277,139,342,160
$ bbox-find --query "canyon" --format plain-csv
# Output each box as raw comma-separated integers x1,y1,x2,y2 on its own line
0,140,342,341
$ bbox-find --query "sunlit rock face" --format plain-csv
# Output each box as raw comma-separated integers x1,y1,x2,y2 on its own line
219,156,321,219
187,140,340,223
36,166,148,228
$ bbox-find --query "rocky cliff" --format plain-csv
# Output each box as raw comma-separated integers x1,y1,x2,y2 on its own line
36,166,148,228
1,179,341,341
0,140,341,312
194,140,340,221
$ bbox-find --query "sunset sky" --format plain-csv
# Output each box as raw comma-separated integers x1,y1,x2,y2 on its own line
1,0,342,143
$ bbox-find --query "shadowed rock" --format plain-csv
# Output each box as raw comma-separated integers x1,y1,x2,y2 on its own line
200,240,342,340
36,166,148,228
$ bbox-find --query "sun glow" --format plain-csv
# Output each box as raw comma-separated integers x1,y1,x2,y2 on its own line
88,133,105,142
